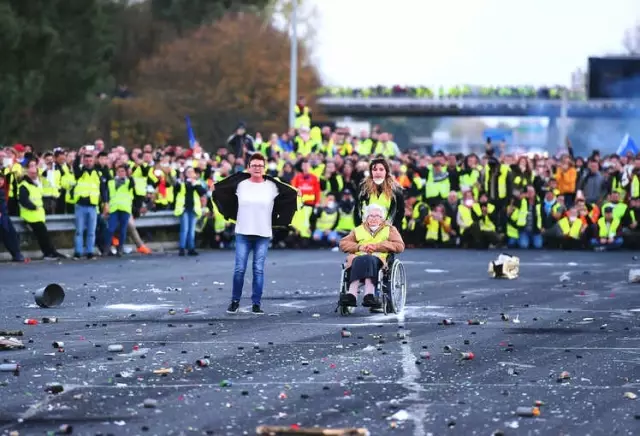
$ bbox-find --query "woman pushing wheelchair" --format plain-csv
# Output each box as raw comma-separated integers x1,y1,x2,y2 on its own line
338,203,405,311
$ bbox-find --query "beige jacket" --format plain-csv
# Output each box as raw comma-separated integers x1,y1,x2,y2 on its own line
339,223,405,269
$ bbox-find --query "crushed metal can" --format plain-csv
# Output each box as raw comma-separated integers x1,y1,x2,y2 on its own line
196,359,210,367
516,406,540,417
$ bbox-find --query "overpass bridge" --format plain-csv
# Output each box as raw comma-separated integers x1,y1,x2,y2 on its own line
316,96,640,119
314,86,640,119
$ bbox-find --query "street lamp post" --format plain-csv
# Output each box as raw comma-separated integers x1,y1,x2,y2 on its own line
288,0,298,130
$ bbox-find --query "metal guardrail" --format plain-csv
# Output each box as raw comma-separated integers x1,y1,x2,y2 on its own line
10,211,180,233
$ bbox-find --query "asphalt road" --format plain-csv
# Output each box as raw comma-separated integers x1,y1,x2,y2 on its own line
1,249,640,436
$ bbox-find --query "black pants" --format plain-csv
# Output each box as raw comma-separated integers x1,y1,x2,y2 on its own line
0,219,22,260
43,197,57,215
29,222,57,257
7,197,18,216
461,223,501,249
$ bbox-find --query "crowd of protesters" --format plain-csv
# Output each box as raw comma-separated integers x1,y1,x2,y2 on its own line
1,96,640,262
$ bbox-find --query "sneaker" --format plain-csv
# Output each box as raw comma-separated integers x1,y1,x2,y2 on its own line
137,245,152,255
87,253,95,260
43,255,58,261
340,293,357,307
179,249,186,257
252,304,264,315
73,253,82,260
226,301,240,314
362,294,379,308
187,250,199,256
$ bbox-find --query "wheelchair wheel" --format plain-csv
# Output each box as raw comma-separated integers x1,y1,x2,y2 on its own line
389,260,407,314
338,267,355,316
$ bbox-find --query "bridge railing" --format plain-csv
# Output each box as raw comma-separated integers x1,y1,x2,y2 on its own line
316,85,586,100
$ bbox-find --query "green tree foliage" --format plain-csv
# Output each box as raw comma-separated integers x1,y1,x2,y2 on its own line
0,0,281,147
104,12,321,148
0,0,113,142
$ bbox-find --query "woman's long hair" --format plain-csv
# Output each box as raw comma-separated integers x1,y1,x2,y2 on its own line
361,157,398,199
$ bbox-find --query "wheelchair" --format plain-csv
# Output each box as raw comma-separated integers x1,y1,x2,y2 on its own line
336,253,407,316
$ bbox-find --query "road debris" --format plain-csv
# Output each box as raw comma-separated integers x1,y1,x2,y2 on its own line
488,253,519,279
256,425,369,435
516,406,540,417
0,337,25,350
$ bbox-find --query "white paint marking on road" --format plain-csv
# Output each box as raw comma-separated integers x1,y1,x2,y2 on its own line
424,268,448,273
396,311,427,436
276,301,308,309
19,385,78,420
534,347,640,351
104,303,174,311
64,381,619,389
497,361,536,369
614,360,640,365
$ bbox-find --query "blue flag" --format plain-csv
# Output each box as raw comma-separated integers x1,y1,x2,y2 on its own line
616,134,638,156
185,115,197,149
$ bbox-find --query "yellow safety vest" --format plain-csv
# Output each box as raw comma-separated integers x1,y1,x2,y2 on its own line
336,209,355,232
174,183,203,217
458,205,474,233
322,175,344,198
212,201,227,233
357,139,373,156
425,171,450,200
6,163,23,199
294,105,311,129
557,217,583,239
611,177,626,196
426,216,451,242
108,179,134,214
602,202,627,221
506,209,519,239
484,165,509,199
315,210,338,231
59,165,76,204
291,204,313,238
459,169,480,199
19,180,45,223
354,225,391,262
294,137,318,157
365,191,392,217
597,217,620,238
40,168,61,198
472,203,497,231
631,175,639,198
513,199,542,230
132,164,151,196
73,170,101,206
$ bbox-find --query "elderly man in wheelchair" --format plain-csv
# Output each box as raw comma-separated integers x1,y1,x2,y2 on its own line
337,204,406,315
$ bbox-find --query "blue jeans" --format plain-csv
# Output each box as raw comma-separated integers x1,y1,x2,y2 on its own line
179,211,197,250
312,229,340,243
75,205,98,255
590,237,623,250
108,211,130,250
232,234,270,305
517,231,543,249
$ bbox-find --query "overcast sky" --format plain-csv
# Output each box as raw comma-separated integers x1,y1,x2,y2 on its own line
308,0,640,88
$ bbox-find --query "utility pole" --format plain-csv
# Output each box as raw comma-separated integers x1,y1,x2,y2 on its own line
288,0,298,129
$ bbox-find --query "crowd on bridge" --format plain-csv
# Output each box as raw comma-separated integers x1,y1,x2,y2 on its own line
316,85,585,100
1,97,640,262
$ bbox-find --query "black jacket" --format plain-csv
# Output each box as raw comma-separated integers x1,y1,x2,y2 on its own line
211,172,298,228
227,133,255,159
